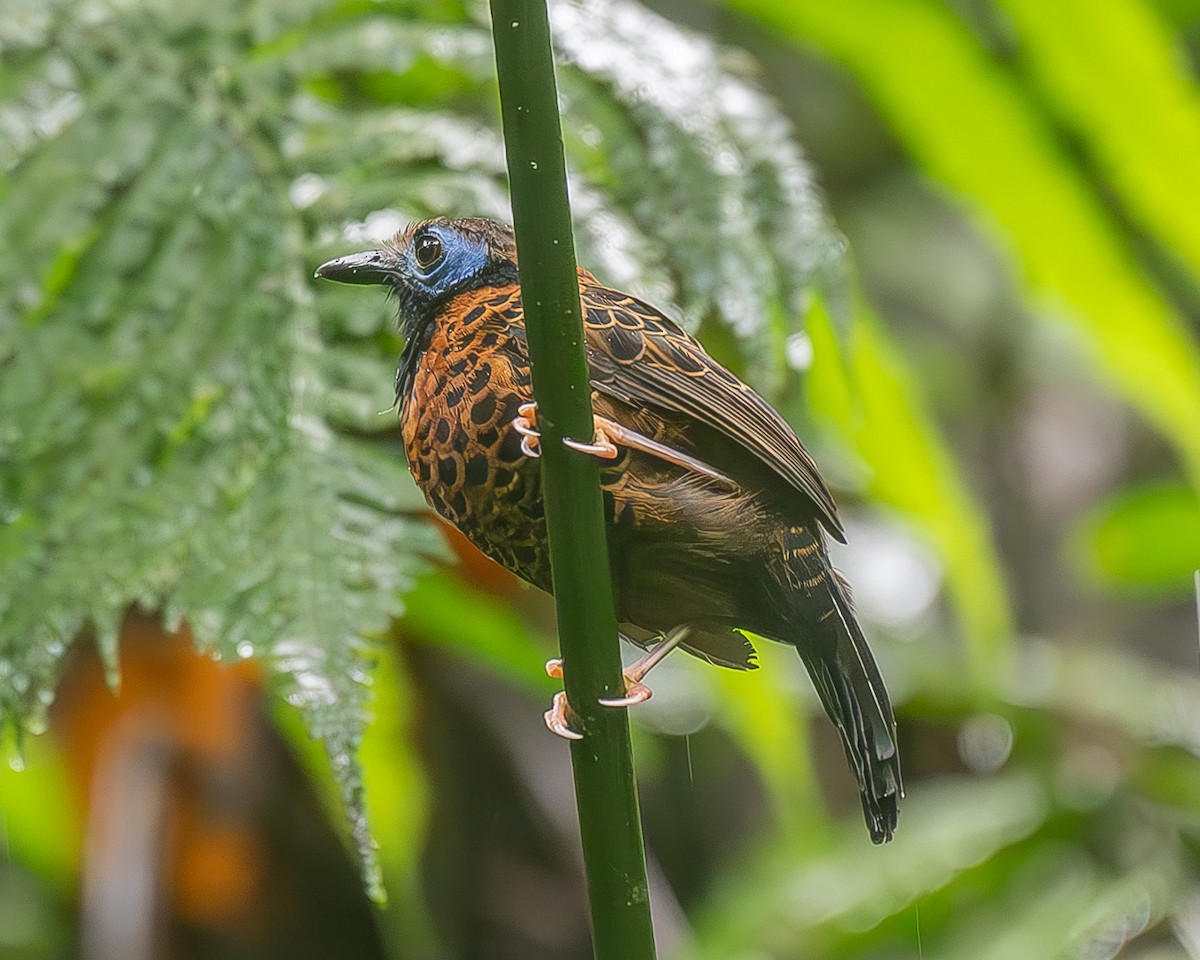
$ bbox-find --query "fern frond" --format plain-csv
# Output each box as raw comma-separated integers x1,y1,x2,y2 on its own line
0,0,845,887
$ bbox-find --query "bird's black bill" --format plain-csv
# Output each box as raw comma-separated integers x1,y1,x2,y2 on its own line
314,250,395,285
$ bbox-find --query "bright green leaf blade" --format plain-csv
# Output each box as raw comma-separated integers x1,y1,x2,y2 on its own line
999,0,1200,286
807,297,1012,678
1072,480,1200,597
0,736,77,893
359,642,442,949
721,0,1200,485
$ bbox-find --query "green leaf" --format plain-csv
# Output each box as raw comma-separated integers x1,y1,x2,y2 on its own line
807,297,1012,679
0,736,77,893
551,0,848,390
1072,480,1200,596
998,0,1200,287
930,855,1180,960
707,641,828,843
719,0,1200,486
685,773,1051,960
402,570,558,695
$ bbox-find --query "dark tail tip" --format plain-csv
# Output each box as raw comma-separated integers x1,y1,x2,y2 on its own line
861,745,903,843
779,525,903,842
813,654,904,843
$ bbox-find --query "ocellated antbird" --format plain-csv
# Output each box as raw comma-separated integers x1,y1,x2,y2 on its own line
317,217,901,842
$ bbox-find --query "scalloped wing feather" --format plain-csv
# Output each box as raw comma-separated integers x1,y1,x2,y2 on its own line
579,276,845,541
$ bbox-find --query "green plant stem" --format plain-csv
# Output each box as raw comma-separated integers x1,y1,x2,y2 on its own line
489,2,658,958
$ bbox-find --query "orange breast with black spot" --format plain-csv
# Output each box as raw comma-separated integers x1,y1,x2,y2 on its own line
400,285,551,588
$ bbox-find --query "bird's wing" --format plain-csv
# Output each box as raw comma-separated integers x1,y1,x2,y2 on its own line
580,278,844,541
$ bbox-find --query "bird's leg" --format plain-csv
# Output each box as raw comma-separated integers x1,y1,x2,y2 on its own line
516,402,735,487
561,419,620,459
599,625,691,707
568,418,735,487
543,625,692,738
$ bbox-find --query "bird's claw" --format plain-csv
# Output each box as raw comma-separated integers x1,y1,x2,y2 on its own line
598,626,691,709
544,690,583,740
599,681,654,708
513,402,541,458
564,427,619,460
543,628,692,734
545,654,655,732
512,402,620,461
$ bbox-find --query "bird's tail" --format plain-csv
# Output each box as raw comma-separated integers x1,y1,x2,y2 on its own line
778,525,902,843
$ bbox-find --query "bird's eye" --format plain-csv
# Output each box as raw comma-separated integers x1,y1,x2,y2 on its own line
413,233,444,272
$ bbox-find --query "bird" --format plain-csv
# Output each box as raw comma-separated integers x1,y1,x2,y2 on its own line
316,216,902,842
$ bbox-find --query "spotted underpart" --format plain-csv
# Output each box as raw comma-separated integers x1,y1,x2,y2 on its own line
402,284,550,589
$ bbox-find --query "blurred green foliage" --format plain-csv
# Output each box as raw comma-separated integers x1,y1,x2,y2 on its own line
2,0,1200,956
807,297,1012,679
1074,481,1200,596
726,0,1200,485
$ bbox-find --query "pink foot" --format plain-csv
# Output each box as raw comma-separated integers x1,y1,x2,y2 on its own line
544,690,583,741
599,681,654,708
